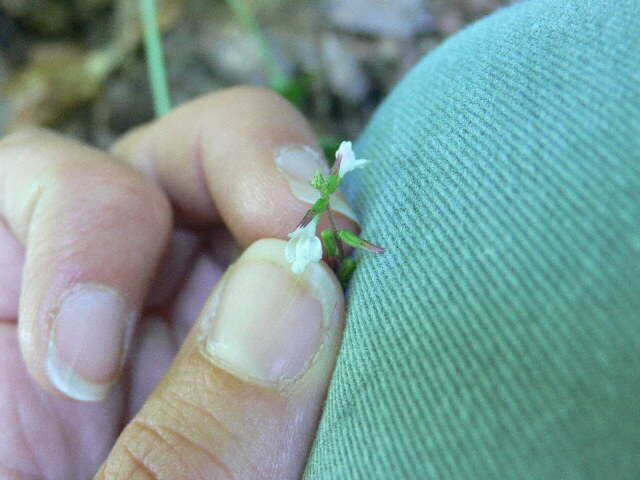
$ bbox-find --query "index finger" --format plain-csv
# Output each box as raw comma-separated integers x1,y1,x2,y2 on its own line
112,86,359,245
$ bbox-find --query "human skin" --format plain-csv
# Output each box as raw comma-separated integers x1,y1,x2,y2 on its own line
0,87,357,479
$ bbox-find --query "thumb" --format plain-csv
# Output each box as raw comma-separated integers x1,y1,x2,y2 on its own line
97,239,344,479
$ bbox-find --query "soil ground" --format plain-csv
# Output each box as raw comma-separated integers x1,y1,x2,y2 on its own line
0,0,511,147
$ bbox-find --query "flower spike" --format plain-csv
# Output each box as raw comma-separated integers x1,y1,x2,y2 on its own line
286,139,384,281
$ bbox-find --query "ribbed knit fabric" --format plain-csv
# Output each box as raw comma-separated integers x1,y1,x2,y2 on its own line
304,1,640,478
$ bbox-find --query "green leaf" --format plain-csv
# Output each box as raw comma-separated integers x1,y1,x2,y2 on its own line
274,74,311,107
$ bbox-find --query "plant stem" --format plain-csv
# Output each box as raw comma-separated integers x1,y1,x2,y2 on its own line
140,0,171,116
326,203,344,261
224,0,289,91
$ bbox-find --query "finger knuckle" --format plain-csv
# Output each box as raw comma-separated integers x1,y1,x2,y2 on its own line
109,171,172,235
49,161,172,235
217,84,283,105
106,417,235,480
199,85,294,119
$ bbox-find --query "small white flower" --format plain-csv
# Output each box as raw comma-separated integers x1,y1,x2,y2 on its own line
336,141,370,178
285,215,322,274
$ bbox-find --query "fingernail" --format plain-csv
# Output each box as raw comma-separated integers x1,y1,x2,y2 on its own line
203,239,340,386
47,284,135,401
275,144,359,223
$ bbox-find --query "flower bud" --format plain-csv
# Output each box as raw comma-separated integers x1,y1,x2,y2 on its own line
338,230,385,254
321,230,338,257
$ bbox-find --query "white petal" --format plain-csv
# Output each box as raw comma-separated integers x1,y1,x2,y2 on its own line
337,143,356,177
353,158,370,169
288,226,303,239
298,236,313,263
287,214,321,275
338,162,348,178
284,237,297,262
301,215,320,236
291,257,307,274
336,141,354,163
309,236,323,262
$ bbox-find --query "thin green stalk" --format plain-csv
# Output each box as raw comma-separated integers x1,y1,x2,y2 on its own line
224,0,289,91
140,0,171,116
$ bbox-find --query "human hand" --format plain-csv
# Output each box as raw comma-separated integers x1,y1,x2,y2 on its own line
0,87,357,479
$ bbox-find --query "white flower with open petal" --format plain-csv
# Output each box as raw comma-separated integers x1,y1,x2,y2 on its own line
285,215,322,274
335,141,370,178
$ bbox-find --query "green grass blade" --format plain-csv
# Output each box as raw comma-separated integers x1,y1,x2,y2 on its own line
140,0,171,116
224,0,289,91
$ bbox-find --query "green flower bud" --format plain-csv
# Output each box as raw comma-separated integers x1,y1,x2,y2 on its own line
310,170,326,191
338,257,357,287
337,229,361,248
321,230,338,257
338,230,385,254
325,174,340,195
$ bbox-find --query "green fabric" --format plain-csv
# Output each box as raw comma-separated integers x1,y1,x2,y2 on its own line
304,1,640,478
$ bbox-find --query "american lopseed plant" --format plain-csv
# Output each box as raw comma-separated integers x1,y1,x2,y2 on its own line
140,1,385,288
284,141,384,287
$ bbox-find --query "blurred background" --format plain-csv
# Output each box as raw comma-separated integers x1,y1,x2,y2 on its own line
0,0,512,148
